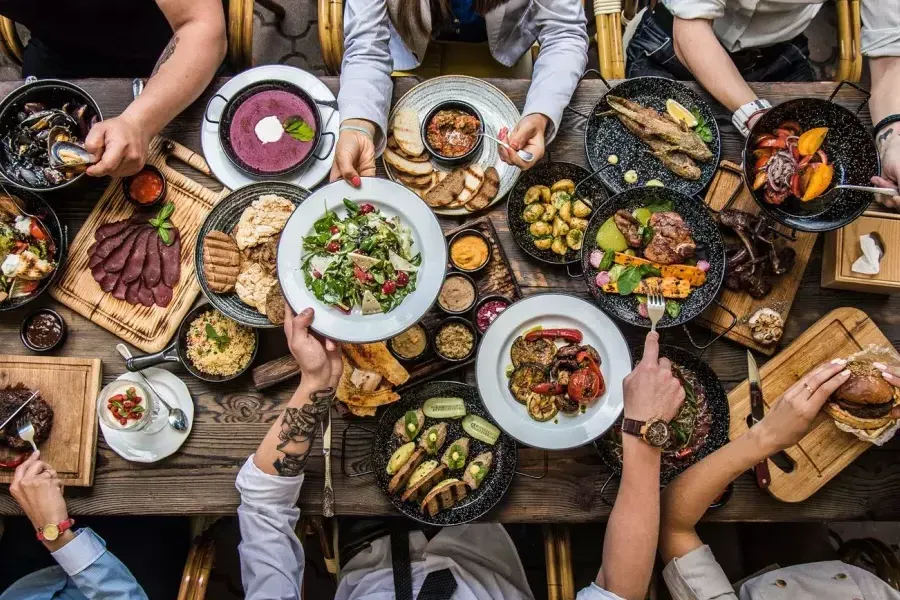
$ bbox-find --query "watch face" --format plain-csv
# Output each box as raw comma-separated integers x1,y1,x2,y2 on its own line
42,524,59,541
644,420,670,447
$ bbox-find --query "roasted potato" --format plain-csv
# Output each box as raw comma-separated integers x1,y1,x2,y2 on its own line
551,237,568,255
572,199,592,218
529,221,551,237
534,236,553,250
566,228,584,250
522,203,545,223
552,217,570,238
569,217,588,231
558,200,573,224
541,203,557,222
525,185,551,204
551,179,576,194
551,190,571,208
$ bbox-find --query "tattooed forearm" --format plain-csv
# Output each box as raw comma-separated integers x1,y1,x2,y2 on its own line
272,388,334,477
151,35,180,77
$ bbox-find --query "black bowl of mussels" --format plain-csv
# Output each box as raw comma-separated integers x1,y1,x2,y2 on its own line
0,79,102,192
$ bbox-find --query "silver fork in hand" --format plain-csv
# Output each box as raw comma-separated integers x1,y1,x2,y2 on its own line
18,418,38,453
646,293,666,333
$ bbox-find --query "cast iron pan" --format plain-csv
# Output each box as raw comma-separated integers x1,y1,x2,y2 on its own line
0,190,66,312
205,79,334,177
125,302,259,383
585,77,721,198
195,181,309,328
595,344,730,486
581,187,725,329
372,381,517,526
506,161,608,266
743,97,879,232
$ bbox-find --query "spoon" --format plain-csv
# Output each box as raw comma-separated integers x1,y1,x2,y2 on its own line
116,343,189,432
832,184,899,195
478,132,534,163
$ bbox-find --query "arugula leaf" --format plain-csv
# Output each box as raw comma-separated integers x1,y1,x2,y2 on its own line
282,116,315,142
343,198,361,215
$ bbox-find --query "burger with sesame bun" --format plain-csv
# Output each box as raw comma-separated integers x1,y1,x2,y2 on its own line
824,361,900,431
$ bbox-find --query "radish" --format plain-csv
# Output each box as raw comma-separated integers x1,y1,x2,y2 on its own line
595,271,610,287
638,303,649,318
697,260,710,272
589,250,603,269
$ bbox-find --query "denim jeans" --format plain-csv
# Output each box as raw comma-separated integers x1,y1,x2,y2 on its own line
626,10,816,83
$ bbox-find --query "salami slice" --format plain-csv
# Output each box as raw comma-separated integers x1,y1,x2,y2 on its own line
160,227,181,287
125,279,141,305
151,282,173,308
95,219,131,241
92,223,141,263
121,228,153,284
103,227,145,273
137,280,154,307
143,231,162,287
111,275,129,300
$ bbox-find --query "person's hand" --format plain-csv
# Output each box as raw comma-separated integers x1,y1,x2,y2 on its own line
10,451,71,549
283,303,343,390
498,113,549,171
873,126,900,209
84,113,150,178
330,119,377,187
754,359,850,453
622,332,685,422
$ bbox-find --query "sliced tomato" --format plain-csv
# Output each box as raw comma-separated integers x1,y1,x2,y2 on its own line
754,154,771,171
753,133,776,145
774,128,794,139
757,138,787,149
29,221,47,241
790,172,802,198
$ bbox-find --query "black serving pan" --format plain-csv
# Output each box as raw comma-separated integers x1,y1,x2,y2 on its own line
506,161,608,268
0,190,66,312
595,344,730,486
742,83,879,233
125,302,259,383
195,181,309,329
581,187,725,329
343,380,521,527
585,77,721,198
204,79,336,177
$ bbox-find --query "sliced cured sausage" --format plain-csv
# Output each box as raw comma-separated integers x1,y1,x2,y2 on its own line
121,228,153,284
95,220,131,241
103,227,145,273
92,223,141,262
151,282,173,308
137,281,154,307
91,263,106,284
125,279,141,305
111,275,129,300
99,271,120,293
143,232,162,287
160,228,181,287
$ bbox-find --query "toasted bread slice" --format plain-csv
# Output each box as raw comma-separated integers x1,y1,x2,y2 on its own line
424,168,467,207
391,108,424,157
465,166,499,212
449,165,485,207
421,478,468,517
344,343,410,386
397,172,434,188
388,448,426,495
401,463,448,503
384,148,434,176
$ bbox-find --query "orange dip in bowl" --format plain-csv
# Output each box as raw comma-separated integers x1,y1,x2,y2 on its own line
450,234,489,271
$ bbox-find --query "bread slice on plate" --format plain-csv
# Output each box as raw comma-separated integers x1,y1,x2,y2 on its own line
392,108,424,157
384,148,433,176
421,478,469,517
424,168,467,207
397,172,434,188
448,165,485,208
465,166,500,212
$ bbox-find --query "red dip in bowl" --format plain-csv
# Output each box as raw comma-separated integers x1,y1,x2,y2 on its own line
128,169,164,205
476,299,509,333
229,90,317,174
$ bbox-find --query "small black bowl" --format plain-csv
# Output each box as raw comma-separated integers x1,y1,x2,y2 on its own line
122,165,167,209
421,100,484,167
437,272,478,315
387,322,431,363
471,294,512,334
20,308,66,352
448,228,492,274
431,316,478,363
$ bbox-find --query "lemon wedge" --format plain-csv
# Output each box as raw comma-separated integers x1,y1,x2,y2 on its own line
666,99,697,127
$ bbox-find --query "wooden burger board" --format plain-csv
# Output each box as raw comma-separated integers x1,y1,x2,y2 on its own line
728,307,885,502
50,137,230,353
697,161,818,355
0,355,102,487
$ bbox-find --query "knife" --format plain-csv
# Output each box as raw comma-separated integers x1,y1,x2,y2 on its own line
322,410,334,518
0,390,39,432
746,351,772,488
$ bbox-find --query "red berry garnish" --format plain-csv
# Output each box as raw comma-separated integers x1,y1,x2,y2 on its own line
123,400,134,409
326,241,340,253
382,280,396,295
396,272,409,287
111,394,124,402
119,418,127,426
360,203,375,214
330,225,340,234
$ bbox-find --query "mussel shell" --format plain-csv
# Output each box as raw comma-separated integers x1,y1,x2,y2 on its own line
49,141,95,169
46,126,73,153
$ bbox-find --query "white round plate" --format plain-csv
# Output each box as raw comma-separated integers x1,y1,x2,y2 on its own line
475,294,631,450
277,177,448,343
201,65,339,191
99,369,193,463
386,75,522,215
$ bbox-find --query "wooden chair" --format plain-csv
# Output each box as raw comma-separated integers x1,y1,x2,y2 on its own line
545,525,576,600
0,0,286,73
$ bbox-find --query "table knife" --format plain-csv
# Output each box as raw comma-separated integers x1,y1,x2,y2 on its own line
322,410,334,518
747,351,772,489
746,351,795,477
0,390,38,432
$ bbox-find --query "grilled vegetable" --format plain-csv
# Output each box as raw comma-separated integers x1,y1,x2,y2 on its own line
407,459,439,489
527,394,559,422
462,414,501,445
510,335,557,367
387,442,416,475
613,252,706,286
423,397,467,419
601,276,691,299
509,363,548,404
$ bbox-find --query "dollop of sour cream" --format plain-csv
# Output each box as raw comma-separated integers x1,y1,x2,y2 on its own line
254,115,284,144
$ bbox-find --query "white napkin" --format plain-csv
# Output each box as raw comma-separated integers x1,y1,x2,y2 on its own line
851,234,884,275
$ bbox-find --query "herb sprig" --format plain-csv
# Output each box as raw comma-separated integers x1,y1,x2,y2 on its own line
149,201,176,245
205,322,231,351
283,116,315,142
691,108,713,144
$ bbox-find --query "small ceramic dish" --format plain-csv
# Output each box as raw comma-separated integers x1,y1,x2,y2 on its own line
431,316,478,363
20,308,67,352
421,100,485,167
448,228,492,274
472,294,511,334
122,165,167,208
388,322,431,363
437,272,478,315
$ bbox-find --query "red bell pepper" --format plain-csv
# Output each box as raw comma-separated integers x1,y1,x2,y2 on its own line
531,382,566,395
524,328,583,344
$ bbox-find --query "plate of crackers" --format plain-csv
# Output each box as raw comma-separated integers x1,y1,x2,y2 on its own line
195,181,309,328
384,75,522,216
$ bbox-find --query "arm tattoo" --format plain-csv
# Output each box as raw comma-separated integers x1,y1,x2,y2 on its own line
151,35,179,76
272,388,334,477
877,127,894,153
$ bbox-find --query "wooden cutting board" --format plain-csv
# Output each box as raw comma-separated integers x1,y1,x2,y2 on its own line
696,161,818,355
50,137,230,352
0,355,102,487
728,307,885,502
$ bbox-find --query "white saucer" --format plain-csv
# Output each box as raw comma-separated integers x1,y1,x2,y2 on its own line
201,65,340,191
99,368,194,463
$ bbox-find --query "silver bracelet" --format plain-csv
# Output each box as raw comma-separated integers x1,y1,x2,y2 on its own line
339,124,374,139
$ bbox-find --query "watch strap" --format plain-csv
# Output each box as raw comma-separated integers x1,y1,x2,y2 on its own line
874,114,900,137
732,99,772,137
36,518,75,541
621,418,644,437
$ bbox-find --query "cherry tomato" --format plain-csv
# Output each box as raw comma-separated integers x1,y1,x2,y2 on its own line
107,403,113,410
329,225,340,234
29,221,47,240
119,418,128,426
326,241,340,253
382,280,396,295
396,272,409,287
353,265,370,284
360,203,375,214
110,394,125,402
123,400,134,409
757,138,787,149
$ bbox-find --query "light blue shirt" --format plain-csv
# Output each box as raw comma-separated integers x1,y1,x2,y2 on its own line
1,528,147,600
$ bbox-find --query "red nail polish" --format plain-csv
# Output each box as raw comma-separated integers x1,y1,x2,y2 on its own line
351,175,361,187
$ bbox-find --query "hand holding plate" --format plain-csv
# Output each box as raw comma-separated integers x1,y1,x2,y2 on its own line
283,303,343,390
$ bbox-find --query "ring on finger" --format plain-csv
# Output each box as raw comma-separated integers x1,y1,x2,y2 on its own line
804,382,813,394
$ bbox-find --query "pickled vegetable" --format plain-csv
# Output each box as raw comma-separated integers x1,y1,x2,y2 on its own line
387,442,416,474
624,170,638,184
423,397,467,419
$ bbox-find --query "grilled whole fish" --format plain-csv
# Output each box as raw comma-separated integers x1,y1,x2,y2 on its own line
607,96,713,163
618,115,702,180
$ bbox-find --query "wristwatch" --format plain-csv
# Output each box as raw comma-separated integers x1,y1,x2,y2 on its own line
621,417,671,447
37,518,75,542
732,99,772,137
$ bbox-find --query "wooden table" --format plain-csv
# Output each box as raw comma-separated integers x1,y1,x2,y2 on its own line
1,77,897,522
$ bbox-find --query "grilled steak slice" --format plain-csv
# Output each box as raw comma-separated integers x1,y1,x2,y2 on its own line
644,212,696,265
125,279,141,305
103,226,146,273
143,232,162,287
614,210,642,248
92,223,142,263
0,389,53,450
111,275,130,300
95,219,131,241
151,282,173,308
421,479,468,517
388,449,426,495
160,228,181,287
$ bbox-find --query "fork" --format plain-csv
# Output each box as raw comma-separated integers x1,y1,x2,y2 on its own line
17,418,37,453
646,293,666,333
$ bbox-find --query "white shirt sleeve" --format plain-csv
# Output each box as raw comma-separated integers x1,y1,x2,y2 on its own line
236,456,307,600
577,583,628,600
861,0,900,57
662,0,727,21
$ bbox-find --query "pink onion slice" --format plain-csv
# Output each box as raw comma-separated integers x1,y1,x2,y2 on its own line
589,249,603,269
697,260,710,272
595,271,610,287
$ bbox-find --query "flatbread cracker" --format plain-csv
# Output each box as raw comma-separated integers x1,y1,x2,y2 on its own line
343,343,410,386
384,148,433,176
397,172,434,188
